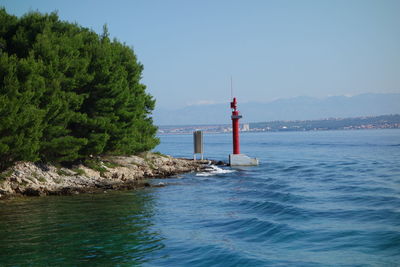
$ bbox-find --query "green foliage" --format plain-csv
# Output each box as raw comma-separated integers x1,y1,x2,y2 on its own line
29,171,45,183
84,159,107,175
56,168,70,176
153,151,167,157
0,53,45,170
0,170,13,181
141,153,156,170
0,8,159,170
102,161,121,168
72,168,86,176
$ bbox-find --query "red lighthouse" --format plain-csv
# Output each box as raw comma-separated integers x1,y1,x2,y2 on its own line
228,97,259,166
230,97,242,154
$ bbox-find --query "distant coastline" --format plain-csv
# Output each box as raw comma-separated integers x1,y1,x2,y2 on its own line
153,93,400,126
157,114,400,135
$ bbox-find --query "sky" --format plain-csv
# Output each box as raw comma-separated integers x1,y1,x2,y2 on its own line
1,0,400,109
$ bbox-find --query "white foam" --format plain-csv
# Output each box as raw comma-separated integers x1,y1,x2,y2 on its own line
196,165,235,177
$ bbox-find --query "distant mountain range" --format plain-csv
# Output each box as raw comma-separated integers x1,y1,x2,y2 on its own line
152,93,400,125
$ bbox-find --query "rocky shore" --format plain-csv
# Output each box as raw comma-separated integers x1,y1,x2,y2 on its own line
0,153,218,199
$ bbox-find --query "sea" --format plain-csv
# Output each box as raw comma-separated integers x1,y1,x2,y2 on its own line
0,129,399,266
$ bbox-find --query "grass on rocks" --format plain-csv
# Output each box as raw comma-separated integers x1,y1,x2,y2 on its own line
0,170,12,183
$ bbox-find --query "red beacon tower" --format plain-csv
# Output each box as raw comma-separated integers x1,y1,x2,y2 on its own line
229,97,259,166
230,97,242,154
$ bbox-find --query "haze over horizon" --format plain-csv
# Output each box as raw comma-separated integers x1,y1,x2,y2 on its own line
2,0,399,109
153,93,400,125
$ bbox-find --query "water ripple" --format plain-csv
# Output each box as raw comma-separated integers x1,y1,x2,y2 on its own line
2,130,400,266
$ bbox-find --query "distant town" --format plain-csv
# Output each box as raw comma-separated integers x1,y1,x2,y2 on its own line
157,114,400,134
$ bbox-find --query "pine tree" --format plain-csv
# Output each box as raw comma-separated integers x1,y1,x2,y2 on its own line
0,54,45,170
0,9,159,170
30,16,90,162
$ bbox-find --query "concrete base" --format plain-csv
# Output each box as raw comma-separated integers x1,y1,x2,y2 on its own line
229,154,259,166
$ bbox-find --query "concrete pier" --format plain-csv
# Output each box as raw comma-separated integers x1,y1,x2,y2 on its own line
228,97,259,166
229,154,259,166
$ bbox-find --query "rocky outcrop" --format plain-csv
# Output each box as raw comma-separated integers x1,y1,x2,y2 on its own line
0,153,216,199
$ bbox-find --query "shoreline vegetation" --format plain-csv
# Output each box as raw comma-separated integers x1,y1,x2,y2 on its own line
1,10,160,175
0,10,224,200
0,153,220,199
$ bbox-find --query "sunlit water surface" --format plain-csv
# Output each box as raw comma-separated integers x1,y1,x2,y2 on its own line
1,129,399,266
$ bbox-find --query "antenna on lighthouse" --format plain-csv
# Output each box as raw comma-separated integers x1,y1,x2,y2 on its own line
228,83,259,166
230,76,233,101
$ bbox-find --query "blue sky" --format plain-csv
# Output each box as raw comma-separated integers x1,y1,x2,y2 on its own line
1,0,399,109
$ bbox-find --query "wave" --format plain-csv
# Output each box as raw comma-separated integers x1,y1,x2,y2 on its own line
196,165,236,177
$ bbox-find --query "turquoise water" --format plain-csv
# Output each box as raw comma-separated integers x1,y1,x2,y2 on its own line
1,129,400,266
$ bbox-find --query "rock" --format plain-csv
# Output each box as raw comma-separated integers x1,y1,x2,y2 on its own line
0,152,213,199
23,188,43,196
